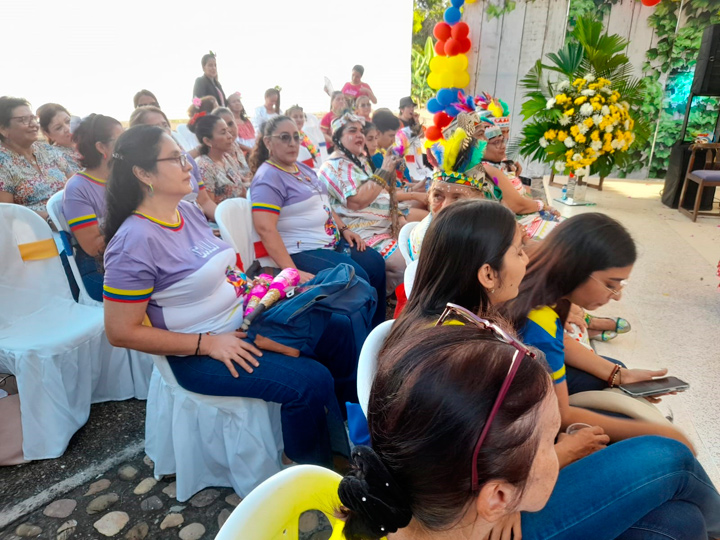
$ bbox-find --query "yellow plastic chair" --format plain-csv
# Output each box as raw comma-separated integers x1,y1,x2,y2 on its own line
215,465,346,540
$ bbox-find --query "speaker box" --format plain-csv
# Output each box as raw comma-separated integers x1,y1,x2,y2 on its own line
692,24,720,96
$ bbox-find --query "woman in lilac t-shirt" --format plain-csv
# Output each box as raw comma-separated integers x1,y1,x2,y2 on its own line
102,125,351,465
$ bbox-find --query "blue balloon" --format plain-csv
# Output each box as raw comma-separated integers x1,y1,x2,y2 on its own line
437,88,456,107
445,105,459,117
444,6,462,25
427,98,443,113
451,0,465,7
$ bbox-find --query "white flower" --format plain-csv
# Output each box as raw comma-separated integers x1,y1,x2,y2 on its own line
576,166,589,177
578,123,589,135
572,153,583,161
611,139,623,149
591,140,603,151
628,133,635,144
564,137,576,148
554,161,565,172
624,120,630,130
592,114,603,126
600,86,612,94
601,105,610,116
546,98,556,109
584,73,596,82
580,103,594,117
581,89,596,96
605,125,614,133
539,137,549,148
557,80,571,91
559,116,571,126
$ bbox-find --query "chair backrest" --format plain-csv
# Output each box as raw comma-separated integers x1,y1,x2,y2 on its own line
46,191,101,306
215,465,345,540
357,319,395,416
397,222,418,265
215,198,255,271
688,143,720,174
0,203,74,315
404,260,418,298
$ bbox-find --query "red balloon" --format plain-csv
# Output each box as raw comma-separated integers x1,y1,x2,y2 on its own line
434,40,446,56
458,37,472,54
433,111,452,128
444,38,461,56
451,21,470,40
641,0,661,5
433,22,452,41
425,126,442,141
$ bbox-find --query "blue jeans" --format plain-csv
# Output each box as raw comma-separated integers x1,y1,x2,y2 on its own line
567,356,626,395
291,243,386,328
75,248,104,302
522,436,720,539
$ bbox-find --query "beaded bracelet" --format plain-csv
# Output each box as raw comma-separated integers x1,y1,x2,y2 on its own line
608,364,621,388
372,174,388,188
194,333,202,356
535,199,545,212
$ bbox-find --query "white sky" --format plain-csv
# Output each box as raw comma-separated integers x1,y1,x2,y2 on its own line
4,0,413,122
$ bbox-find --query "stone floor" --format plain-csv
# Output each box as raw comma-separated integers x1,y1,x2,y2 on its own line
1,178,718,539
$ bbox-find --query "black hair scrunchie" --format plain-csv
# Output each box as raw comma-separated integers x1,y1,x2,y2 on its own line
338,446,412,536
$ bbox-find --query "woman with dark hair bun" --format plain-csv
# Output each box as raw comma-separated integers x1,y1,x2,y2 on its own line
339,324,720,540
37,103,82,171
61,113,123,301
253,88,281,132
193,51,225,106
133,89,159,109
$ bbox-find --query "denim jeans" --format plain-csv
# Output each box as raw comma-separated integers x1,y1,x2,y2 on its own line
291,243,387,328
567,356,626,395
522,436,720,539
74,248,104,302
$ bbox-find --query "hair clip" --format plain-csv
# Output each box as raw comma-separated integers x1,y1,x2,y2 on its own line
112,152,123,161
189,111,206,126
192,97,202,108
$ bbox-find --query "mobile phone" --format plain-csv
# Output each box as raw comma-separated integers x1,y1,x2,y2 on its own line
619,376,689,398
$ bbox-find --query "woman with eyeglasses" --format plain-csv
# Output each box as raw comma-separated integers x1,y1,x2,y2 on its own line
191,114,250,203
61,114,123,301
102,125,364,467
129,106,217,221
248,115,386,328
0,97,75,220
37,103,82,172
503,212,693,448
341,323,720,540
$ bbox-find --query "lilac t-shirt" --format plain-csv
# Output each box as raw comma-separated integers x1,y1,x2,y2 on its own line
183,153,205,203
63,171,107,232
250,161,338,254
103,201,247,333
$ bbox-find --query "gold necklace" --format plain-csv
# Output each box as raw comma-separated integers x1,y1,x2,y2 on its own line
267,160,299,174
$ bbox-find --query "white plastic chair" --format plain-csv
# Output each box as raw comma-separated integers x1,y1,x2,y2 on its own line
398,222,418,265
173,124,199,152
215,198,257,271
404,260,418,298
216,465,344,540
145,355,284,501
357,320,395,416
46,191,153,400
0,203,140,459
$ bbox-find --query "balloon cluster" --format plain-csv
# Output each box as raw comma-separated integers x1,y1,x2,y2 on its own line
640,0,660,5
425,0,476,143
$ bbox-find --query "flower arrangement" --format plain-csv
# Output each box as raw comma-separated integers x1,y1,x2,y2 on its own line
531,73,635,178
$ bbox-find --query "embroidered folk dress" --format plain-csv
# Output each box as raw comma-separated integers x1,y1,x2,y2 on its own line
0,142,74,212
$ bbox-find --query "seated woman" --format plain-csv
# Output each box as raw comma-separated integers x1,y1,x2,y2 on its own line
320,91,348,153
227,92,255,153
253,88,280,132
133,89,160,109
102,125,366,465
62,114,123,301
37,103,82,172
249,115,387,328
502,213,693,448
340,324,720,540
0,97,75,221
191,114,249,203
211,107,252,173
285,105,320,169
354,95,372,122
129,106,216,221
174,96,218,152
319,113,408,293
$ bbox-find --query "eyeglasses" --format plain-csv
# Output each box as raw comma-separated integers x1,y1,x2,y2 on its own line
590,275,628,296
487,138,506,147
271,133,301,144
435,302,536,491
11,115,39,126
156,154,188,168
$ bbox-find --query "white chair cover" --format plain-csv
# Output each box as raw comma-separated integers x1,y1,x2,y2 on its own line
398,221,418,265
46,191,153,399
145,356,284,502
404,260,418,298
214,198,255,270
357,320,394,416
0,203,139,459
173,124,199,152
302,113,328,165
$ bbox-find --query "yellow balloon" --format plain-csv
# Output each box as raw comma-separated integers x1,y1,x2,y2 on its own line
429,56,442,73
456,71,471,88
448,53,468,72
439,72,454,88
428,72,441,90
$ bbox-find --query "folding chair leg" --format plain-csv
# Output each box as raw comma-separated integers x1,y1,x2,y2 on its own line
691,180,704,222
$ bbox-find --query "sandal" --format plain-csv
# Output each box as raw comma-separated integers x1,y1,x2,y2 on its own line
590,330,618,342
586,315,631,335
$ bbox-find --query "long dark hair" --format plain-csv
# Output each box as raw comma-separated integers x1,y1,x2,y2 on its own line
386,199,517,352
339,325,552,540
193,114,222,155
264,88,281,114
363,121,377,173
248,115,293,175
37,103,70,135
503,212,637,327
73,114,122,168
104,125,165,244
332,120,368,174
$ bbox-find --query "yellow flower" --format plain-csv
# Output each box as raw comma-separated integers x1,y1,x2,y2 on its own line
557,131,568,142
574,96,588,105
573,78,586,88
590,130,601,141
570,125,580,136
583,118,594,128
575,134,587,144
555,94,570,105
564,108,575,117
592,102,602,111
565,150,574,158
604,132,613,142
544,129,557,140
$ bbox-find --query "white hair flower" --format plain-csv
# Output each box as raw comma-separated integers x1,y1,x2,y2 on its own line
546,98,557,109
580,103,594,117
539,137,549,148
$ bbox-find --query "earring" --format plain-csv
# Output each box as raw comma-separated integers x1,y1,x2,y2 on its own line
149,184,154,196
489,288,495,294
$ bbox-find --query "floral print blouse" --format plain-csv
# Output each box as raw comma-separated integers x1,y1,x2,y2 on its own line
196,145,250,203
0,142,74,212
